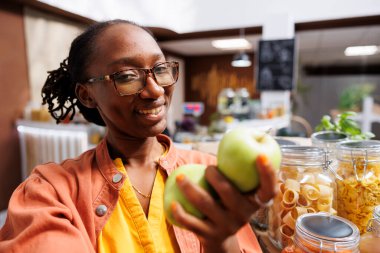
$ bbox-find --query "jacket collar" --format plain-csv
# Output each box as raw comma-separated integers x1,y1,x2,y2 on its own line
95,134,178,187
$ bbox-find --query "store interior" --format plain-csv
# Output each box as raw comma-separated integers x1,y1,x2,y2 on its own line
1,0,380,250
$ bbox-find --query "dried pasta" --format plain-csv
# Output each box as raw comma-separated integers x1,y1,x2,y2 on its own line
336,160,380,234
269,166,335,249
301,184,320,201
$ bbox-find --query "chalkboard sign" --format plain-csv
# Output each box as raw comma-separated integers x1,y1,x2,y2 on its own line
256,38,296,90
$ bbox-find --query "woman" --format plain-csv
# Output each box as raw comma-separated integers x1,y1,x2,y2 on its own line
0,20,277,253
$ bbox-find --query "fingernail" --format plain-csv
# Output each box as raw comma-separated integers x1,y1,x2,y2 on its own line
257,154,269,166
176,173,185,182
171,202,177,212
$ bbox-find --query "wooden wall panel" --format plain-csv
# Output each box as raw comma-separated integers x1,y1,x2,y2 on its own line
185,54,258,125
0,2,29,210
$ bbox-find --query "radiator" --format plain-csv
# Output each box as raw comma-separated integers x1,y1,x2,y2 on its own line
16,120,90,180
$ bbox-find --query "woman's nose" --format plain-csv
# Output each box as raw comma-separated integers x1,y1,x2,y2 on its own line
139,76,164,99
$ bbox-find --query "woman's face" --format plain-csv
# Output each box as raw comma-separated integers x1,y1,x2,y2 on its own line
84,24,175,139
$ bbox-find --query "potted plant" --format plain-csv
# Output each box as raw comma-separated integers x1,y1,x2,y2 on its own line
315,111,375,140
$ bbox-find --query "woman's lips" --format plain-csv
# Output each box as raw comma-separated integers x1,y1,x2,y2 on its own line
137,106,163,116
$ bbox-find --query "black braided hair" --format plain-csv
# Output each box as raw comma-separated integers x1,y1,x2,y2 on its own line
41,19,155,125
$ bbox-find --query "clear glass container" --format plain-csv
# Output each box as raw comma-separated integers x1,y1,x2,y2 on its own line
217,88,235,116
268,146,336,249
360,205,380,253
335,140,380,234
311,131,348,160
293,213,360,253
233,88,250,119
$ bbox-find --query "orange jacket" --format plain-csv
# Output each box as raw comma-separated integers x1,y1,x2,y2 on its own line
0,134,261,253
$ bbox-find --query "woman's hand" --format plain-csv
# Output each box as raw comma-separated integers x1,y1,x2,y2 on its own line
171,154,278,253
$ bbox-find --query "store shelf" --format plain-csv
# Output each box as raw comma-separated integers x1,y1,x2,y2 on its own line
225,114,291,133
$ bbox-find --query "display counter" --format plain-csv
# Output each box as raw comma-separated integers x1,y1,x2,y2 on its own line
192,136,311,156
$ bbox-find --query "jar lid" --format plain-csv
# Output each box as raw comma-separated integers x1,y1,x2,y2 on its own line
338,140,380,149
374,205,380,219
295,213,360,251
311,131,348,144
337,140,380,162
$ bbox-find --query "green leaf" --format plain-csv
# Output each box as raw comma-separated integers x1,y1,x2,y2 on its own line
338,111,357,120
364,132,375,139
340,119,361,136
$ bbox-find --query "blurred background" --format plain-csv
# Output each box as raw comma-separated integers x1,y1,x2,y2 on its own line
0,0,380,212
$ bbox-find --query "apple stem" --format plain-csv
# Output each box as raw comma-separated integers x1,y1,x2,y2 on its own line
257,134,266,142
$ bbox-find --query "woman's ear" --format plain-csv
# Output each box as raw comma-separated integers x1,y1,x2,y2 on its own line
75,83,97,108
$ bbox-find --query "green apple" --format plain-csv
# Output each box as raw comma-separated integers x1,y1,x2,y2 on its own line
164,164,212,226
217,127,281,192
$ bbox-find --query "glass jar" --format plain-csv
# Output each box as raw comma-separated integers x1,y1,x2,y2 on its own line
292,213,360,253
335,140,380,234
311,131,348,160
217,88,235,116
360,205,380,253
233,88,250,119
268,146,337,249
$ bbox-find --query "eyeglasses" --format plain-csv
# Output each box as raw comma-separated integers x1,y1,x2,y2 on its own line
85,61,179,96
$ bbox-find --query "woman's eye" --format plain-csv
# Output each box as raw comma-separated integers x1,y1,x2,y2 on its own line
115,71,139,82
154,66,169,74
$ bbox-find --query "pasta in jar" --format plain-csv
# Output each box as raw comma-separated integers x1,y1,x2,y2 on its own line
336,141,380,234
268,146,336,250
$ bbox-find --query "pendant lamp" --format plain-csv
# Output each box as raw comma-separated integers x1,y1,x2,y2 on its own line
231,28,252,67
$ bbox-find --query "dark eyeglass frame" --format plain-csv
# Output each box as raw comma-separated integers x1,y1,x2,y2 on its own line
84,61,179,96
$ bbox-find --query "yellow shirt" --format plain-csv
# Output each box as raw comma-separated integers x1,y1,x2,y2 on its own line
97,158,179,253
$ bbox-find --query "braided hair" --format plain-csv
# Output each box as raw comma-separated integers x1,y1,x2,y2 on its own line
41,19,152,125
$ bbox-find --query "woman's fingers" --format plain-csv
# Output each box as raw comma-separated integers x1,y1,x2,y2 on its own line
172,155,278,239
170,201,213,237
248,154,278,208
205,166,256,224
174,172,228,229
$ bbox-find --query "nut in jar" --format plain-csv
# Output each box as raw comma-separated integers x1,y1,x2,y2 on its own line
268,146,337,249
336,140,380,234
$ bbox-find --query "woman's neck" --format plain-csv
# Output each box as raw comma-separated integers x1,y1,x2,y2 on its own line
106,133,163,168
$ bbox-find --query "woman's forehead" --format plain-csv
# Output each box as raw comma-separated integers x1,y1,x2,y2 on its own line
91,23,164,68
97,23,157,50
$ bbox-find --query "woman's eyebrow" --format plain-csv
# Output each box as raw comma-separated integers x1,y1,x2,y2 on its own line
107,54,165,68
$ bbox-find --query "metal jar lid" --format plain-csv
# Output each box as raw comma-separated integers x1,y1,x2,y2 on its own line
311,131,348,145
336,140,380,162
295,213,360,252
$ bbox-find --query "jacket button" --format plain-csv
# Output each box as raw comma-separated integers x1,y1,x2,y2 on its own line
95,205,107,216
112,173,123,183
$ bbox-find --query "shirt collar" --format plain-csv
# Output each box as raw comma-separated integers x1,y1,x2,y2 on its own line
95,134,178,187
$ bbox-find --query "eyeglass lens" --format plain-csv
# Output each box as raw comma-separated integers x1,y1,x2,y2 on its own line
113,62,178,95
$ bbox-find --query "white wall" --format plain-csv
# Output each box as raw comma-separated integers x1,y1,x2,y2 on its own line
24,7,84,103
296,74,380,132
39,0,380,33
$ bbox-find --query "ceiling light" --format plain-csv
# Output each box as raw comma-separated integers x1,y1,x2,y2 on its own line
344,45,378,56
231,52,252,67
211,38,252,50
